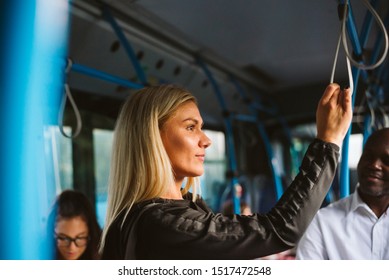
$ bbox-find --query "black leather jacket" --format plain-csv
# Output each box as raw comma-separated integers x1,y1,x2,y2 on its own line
102,139,339,259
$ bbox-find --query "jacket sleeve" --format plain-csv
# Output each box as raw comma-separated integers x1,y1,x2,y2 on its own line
137,139,339,259
265,139,339,246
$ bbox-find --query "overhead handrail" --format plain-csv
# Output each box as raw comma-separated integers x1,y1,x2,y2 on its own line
196,57,241,214
65,61,143,138
70,62,144,89
103,7,148,85
63,6,147,138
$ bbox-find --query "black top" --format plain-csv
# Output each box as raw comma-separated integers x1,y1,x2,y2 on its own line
102,139,339,259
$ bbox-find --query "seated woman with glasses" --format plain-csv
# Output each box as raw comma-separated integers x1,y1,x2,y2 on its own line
53,189,101,260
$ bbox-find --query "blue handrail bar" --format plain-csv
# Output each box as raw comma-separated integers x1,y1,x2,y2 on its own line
71,62,144,89
103,7,148,85
233,114,257,123
230,77,284,200
338,0,381,198
251,89,301,176
250,102,278,115
196,57,241,214
362,14,389,140
359,0,379,50
340,0,386,198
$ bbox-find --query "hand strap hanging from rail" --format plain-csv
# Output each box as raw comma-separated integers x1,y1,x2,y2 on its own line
332,0,389,89
58,58,82,138
331,3,354,93
341,0,388,70
335,0,388,198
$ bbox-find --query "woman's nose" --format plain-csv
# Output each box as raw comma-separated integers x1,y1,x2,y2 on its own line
200,132,212,148
68,241,78,249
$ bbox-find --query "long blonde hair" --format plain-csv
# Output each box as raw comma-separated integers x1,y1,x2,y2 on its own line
100,84,199,251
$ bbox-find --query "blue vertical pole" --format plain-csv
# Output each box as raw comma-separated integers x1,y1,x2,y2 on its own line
0,0,70,259
340,67,361,198
196,58,241,214
229,78,284,200
363,115,372,146
338,0,377,198
365,13,389,140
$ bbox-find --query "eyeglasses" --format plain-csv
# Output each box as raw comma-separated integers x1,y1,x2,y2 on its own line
55,234,89,247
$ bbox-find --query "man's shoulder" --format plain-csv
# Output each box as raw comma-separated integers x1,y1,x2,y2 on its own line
317,195,353,218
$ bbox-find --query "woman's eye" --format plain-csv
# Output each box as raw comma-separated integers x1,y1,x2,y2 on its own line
76,236,88,240
187,125,195,131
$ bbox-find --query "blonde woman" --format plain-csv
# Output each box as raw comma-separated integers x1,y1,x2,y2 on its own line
101,83,352,259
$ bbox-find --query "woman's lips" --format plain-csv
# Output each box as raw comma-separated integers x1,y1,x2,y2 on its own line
196,155,205,162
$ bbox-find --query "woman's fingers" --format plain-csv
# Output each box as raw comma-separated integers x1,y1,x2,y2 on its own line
316,83,352,147
342,87,352,113
320,83,340,105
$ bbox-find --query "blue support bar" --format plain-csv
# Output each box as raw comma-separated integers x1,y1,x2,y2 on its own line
362,15,389,139
369,14,389,79
363,114,372,146
359,0,379,50
251,89,301,177
0,0,69,259
103,7,148,85
233,114,257,123
338,0,380,198
71,62,144,89
250,102,278,115
230,78,284,200
196,58,241,214
370,32,386,69
340,66,361,198
348,4,389,152
345,4,364,55
359,2,387,86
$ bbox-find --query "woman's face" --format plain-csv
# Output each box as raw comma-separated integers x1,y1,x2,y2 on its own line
55,216,89,260
160,101,211,182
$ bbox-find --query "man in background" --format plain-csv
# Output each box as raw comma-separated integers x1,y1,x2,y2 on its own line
296,128,389,259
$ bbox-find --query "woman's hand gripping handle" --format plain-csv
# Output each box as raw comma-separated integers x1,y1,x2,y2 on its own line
316,83,353,147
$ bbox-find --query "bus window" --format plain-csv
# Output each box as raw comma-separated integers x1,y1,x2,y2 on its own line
46,126,73,194
93,128,114,227
348,133,363,193
57,127,73,191
348,133,363,168
200,129,226,211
